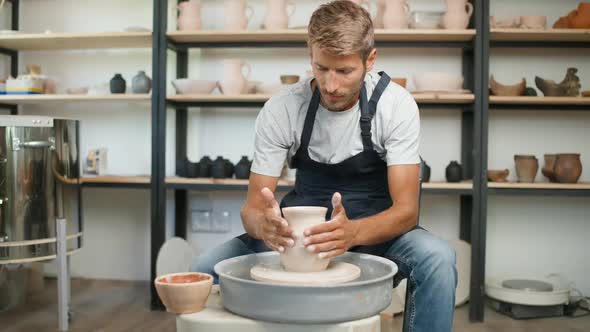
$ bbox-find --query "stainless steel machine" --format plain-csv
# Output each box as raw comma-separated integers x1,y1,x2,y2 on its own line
0,115,82,331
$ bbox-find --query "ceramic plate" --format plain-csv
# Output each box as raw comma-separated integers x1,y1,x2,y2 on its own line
156,237,195,277
250,261,361,285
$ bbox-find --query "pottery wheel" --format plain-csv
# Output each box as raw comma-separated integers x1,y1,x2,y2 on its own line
250,261,361,285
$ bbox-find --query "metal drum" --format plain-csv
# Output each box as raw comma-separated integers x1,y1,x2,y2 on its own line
0,115,82,264
214,252,397,324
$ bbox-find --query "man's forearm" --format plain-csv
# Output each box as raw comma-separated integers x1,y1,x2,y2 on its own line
240,205,263,239
351,204,418,247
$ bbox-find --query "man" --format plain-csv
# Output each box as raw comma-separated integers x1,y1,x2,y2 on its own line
191,1,457,331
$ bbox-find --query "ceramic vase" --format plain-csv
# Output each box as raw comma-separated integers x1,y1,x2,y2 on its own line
554,153,582,184
514,155,538,183
110,74,126,94
132,71,152,93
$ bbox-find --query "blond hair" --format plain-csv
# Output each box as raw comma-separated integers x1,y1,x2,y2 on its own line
307,0,375,62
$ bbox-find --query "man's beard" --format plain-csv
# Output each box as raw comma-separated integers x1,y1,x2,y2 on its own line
319,72,366,112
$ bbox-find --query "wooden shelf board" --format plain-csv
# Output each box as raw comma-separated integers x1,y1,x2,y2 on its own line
167,29,475,44
0,32,152,50
0,94,151,104
82,176,151,185
488,182,590,190
490,28,590,42
167,93,474,104
423,181,473,190
490,96,590,105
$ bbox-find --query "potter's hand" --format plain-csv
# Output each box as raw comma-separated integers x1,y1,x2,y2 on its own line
259,187,294,253
303,192,359,259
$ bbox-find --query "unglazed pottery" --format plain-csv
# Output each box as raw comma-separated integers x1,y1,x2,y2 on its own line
383,0,410,29
567,2,590,29
281,206,329,272
280,75,299,85
219,59,251,95
487,169,509,182
413,72,463,91
264,0,295,30
154,272,213,314
514,155,538,183
442,0,473,29
520,16,547,29
490,16,521,28
171,79,217,94
224,0,253,31
554,153,583,184
489,75,526,96
177,0,201,31
535,68,581,97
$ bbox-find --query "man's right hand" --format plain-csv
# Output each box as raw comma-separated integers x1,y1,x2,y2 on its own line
258,187,294,252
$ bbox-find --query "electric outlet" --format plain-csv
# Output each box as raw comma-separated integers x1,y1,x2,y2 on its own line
191,209,212,232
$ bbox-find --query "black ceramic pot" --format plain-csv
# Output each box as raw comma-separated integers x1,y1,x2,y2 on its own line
212,156,227,179
224,158,234,178
110,73,126,94
198,156,212,178
422,161,431,183
235,156,251,179
445,161,463,183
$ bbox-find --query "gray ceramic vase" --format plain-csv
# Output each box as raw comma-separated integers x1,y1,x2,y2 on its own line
132,70,152,94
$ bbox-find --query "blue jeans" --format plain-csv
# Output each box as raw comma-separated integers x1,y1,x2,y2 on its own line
191,228,457,332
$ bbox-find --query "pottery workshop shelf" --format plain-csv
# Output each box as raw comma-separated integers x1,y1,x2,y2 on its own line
0,94,151,105
0,32,152,51
82,176,151,189
167,29,476,48
490,29,590,47
167,93,475,108
488,182,590,196
489,96,590,110
165,177,473,195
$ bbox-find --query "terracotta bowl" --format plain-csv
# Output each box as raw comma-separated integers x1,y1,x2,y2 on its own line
487,169,509,182
520,16,547,29
280,75,300,85
154,272,213,314
171,79,218,95
391,77,407,88
246,80,261,94
413,72,463,91
582,91,590,98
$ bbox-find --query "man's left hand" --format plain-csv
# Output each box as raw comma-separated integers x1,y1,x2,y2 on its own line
303,192,359,259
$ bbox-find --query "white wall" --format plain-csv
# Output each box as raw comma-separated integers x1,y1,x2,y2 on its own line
3,0,588,295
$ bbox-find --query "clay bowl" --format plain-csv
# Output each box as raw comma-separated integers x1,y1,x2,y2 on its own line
154,272,213,314
413,72,463,92
391,77,407,88
489,75,526,96
487,169,509,182
280,75,300,85
519,16,547,29
582,91,590,97
171,79,218,95
490,16,521,28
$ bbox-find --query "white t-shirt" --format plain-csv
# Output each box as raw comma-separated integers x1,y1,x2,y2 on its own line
251,72,421,177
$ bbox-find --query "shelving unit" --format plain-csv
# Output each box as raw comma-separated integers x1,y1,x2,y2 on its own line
488,182,590,196
153,0,487,321
489,96,590,110
0,31,152,51
82,176,151,188
0,94,151,104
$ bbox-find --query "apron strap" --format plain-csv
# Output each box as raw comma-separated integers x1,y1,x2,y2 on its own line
360,71,391,151
299,86,321,153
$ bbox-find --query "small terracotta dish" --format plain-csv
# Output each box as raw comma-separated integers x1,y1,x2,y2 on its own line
487,169,509,182
154,272,213,314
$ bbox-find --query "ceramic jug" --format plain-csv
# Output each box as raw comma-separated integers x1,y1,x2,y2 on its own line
374,0,386,28
281,206,330,272
264,0,295,30
219,59,251,95
224,0,254,31
383,0,410,29
442,0,473,29
177,0,201,31
567,2,590,29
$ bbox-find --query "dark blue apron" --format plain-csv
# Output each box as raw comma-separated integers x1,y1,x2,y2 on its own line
238,72,415,266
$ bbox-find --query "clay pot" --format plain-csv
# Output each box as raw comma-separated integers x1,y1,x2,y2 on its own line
224,0,254,31
224,158,234,178
177,0,202,31
567,3,590,29
280,75,299,85
541,154,557,182
554,153,582,184
442,0,473,29
583,91,590,97
234,156,251,179
422,160,431,182
487,169,509,182
154,272,213,314
535,68,581,97
445,161,463,183
198,156,212,177
263,0,295,30
212,156,227,179
490,16,520,28
519,16,547,29
383,0,410,29
553,16,569,29
219,59,250,95
132,70,152,94
391,77,407,88
514,155,538,183
281,206,329,272
109,73,126,94
187,159,200,178
489,75,526,96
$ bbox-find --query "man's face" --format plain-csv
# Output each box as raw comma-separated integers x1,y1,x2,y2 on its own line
310,45,374,112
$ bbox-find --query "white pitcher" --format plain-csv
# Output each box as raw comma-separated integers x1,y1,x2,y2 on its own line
219,59,251,95
177,0,201,31
442,0,473,29
223,0,254,31
383,0,410,29
264,0,295,30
